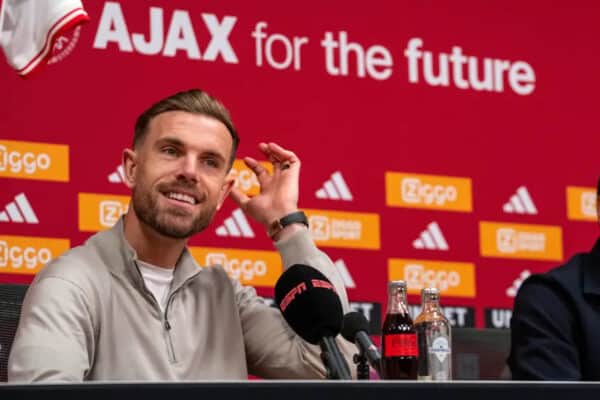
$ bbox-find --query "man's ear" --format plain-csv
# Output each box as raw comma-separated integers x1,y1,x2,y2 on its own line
122,148,137,189
216,175,236,211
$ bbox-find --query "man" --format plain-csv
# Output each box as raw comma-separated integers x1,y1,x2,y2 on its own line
8,89,354,381
509,178,600,380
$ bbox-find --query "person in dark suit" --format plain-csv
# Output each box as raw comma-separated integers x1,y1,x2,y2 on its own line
508,178,600,380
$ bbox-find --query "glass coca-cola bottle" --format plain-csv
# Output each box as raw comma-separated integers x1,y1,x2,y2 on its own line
381,280,418,379
414,287,452,381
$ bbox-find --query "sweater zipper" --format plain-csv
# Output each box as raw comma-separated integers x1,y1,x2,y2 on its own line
164,318,177,363
162,273,201,364
133,260,180,364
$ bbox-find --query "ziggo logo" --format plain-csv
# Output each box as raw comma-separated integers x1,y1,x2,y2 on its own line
581,192,597,217
0,240,52,269
205,253,267,281
229,168,260,192
0,145,51,174
401,177,457,206
404,263,461,291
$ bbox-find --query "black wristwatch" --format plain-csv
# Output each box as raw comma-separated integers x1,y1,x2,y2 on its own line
267,211,309,239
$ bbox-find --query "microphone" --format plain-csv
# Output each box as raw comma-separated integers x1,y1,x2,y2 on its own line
275,264,352,380
341,311,382,376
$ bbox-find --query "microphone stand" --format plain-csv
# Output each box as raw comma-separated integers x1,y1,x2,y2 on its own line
353,352,370,380
319,337,352,380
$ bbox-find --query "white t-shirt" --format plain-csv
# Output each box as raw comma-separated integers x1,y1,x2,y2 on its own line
137,260,174,313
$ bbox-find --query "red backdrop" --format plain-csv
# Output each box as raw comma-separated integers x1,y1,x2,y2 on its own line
1,0,599,330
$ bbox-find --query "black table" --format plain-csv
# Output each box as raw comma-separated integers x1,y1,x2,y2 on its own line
2,381,600,400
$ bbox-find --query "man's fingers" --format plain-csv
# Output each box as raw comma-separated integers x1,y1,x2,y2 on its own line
258,143,282,165
265,142,299,163
229,187,250,209
244,156,271,185
259,142,300,175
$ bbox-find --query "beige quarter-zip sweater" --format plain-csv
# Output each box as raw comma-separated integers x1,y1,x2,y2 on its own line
8,218,354,381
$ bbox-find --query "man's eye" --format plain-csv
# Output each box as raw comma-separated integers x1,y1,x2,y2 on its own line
162,147,178,156
204,158,219,168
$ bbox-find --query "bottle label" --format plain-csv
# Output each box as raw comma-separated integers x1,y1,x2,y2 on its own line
383,334,419,357
430,337,450,363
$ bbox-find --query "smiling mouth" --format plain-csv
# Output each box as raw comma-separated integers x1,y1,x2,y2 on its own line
164,191,198,205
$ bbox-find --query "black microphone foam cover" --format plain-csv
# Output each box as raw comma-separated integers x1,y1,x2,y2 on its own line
341,311,370,343
274,264,343,345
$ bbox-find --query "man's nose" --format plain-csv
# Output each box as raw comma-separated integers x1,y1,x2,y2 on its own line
178,155,199,182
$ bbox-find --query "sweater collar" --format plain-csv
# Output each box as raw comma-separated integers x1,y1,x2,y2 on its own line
92,217,203,292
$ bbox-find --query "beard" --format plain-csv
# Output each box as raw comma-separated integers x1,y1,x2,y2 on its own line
131,181,218,239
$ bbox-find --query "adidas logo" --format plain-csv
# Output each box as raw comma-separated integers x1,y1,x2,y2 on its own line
108,165,126,183
0,193,39,224
503,186,538,215
215,208,255,238
334,259,356,288
412,221,449,250
506,270,531,297
315,171,353,201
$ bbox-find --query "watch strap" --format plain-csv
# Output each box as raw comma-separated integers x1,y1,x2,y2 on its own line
268,211,309,239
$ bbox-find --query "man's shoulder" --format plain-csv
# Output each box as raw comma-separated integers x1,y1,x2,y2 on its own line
518,251,588,304
542,251,589,288
34,231,112,290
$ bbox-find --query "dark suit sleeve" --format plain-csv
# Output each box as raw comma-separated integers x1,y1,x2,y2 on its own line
508,276,581,380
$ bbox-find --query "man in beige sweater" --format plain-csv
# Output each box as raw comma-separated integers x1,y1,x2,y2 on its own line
8,89,354,382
